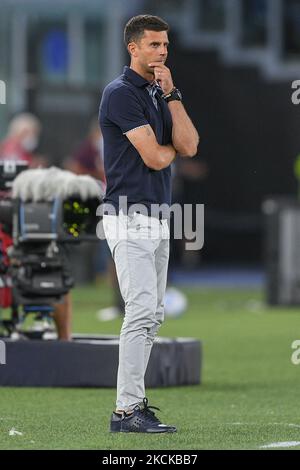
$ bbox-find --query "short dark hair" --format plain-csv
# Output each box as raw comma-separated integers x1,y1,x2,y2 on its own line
124,15,169,48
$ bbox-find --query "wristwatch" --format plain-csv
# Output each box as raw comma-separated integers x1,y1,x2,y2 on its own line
162,87,182,103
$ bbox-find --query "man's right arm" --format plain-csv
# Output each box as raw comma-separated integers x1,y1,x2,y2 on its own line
125,124,176,171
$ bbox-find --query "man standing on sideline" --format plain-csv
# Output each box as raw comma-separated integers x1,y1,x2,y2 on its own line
99,15,199,433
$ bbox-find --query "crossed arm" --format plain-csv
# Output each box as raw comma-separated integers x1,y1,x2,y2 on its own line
168,100,199,158
126,104,199,171
125,124,176,171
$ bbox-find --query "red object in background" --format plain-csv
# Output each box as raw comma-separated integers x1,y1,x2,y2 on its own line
0,224,13,308
0,137,33,165
0,280,12,308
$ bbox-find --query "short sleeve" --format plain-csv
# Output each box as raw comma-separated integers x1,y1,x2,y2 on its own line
107,87,149,134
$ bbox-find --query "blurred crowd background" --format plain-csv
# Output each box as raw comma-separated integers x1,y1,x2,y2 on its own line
1,0,300,282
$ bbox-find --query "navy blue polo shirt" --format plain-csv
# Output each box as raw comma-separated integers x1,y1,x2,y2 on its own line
99,66,173,214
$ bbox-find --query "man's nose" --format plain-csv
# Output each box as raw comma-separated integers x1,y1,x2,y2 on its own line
159,45,168,56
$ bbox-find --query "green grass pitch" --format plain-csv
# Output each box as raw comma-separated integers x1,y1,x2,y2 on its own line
1,283,300,450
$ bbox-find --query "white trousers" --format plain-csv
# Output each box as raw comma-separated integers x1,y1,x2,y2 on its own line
103,210,170,411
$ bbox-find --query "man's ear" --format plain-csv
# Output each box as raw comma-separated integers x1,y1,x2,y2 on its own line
128,42,138,58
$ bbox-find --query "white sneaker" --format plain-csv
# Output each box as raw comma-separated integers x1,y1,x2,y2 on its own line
96,306,121,322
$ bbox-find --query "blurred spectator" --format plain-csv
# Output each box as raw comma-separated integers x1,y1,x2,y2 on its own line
0,113,47,168
65,117,106,182
0,112,72,340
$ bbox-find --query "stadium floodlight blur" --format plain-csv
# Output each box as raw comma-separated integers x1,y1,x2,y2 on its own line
0,162,103,337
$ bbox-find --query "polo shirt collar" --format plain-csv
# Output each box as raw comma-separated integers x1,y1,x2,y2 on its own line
123,66,151,88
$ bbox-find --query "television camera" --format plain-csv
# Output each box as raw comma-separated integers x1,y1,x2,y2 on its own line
0,161,103,338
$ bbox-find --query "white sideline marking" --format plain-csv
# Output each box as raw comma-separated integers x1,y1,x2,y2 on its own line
260,441,300,449
225,423,300,449
226,422,300,428
9,428,23,436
